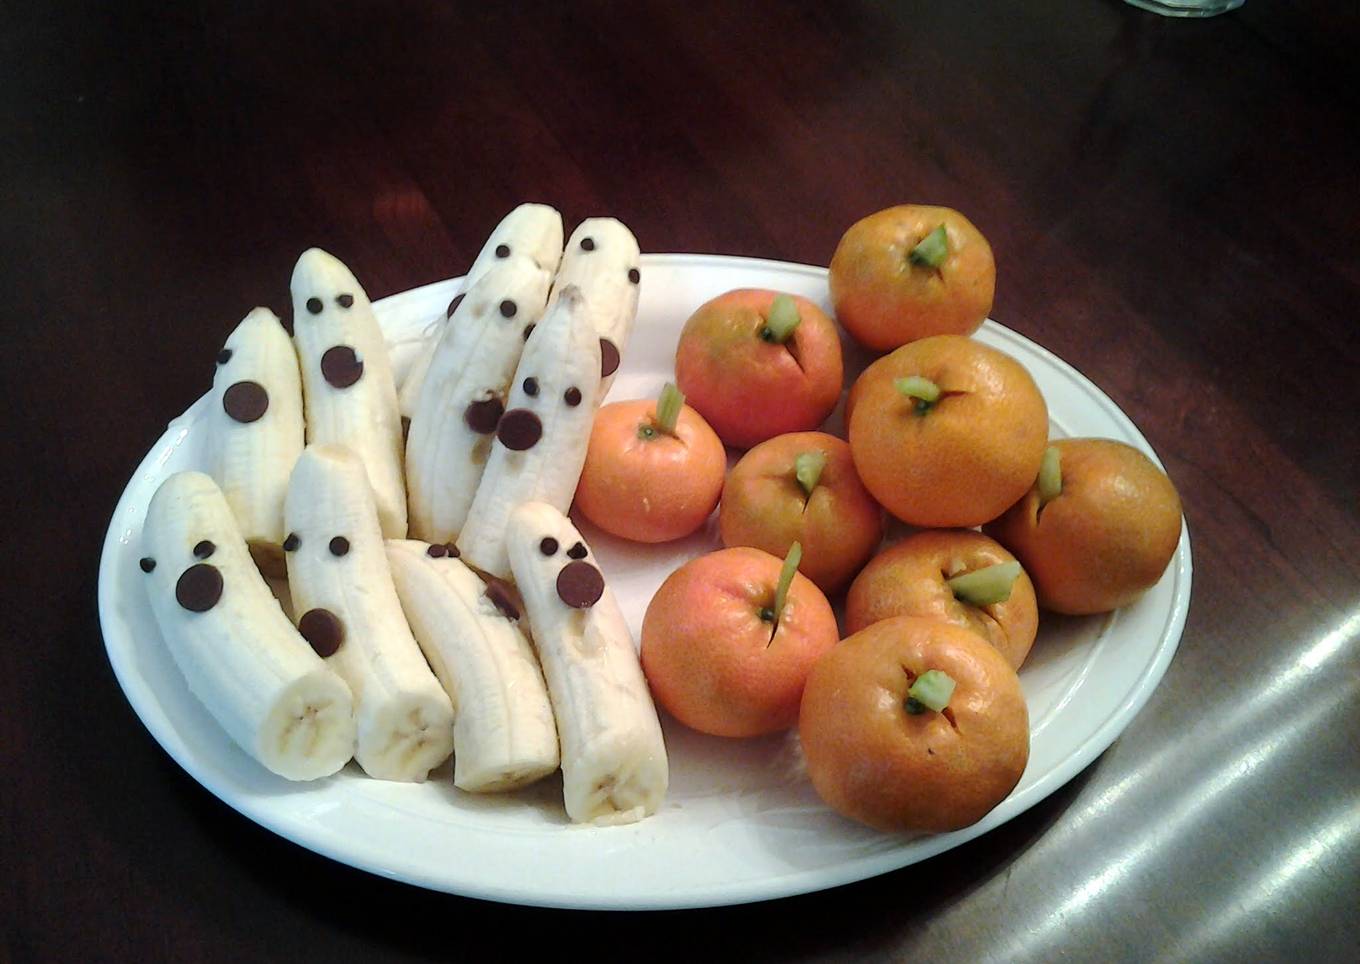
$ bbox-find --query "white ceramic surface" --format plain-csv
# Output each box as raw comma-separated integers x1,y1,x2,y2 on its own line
98,254,1191,910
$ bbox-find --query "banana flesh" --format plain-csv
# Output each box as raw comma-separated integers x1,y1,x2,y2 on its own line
207,307,304,569
549,217,641,399
141,471,356,781
386,540,559,792
456,287,600,579
506,502,668,825
404,256,552,543
284,444,454,782
398,203,565,419
291,248,408,538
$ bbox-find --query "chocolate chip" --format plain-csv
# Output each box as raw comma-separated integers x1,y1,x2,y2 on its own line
216,348,232,365
446,293,465,319
427,543,447,558
320,345,364,388
464,397,505,434
628,267,640,285
139,557,156,573
306,297,323,315
298,608,344,657
484,577,520,620
522,324,535,341
539,537,558,556
580,237,596,252
193,540,216,559
497,409,542,450
176,564,223,612
600,338,620,378
495,244,510,258
329,536,350,557
336,293,354,308
523,377,539,396
445,543,460,558
499,299,517,318
556,561,605,609
564,387,582,407
283,533,300,552
223,381,269,423
567,541,588,560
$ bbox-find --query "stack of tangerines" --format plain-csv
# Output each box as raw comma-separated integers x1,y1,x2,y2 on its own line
572,205,1183,835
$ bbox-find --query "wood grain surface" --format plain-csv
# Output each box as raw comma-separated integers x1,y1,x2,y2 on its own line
3,1,1357,961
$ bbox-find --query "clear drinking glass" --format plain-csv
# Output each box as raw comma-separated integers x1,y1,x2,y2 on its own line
1124,0,1244,16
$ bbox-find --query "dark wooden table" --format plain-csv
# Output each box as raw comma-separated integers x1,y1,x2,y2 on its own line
5,1,1357,960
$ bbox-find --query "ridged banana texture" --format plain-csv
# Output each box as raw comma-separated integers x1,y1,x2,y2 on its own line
456,286,600,579
386,539,559,792
549,217,641,398
284,444,454,782
207,307,304,568
140,471,356,781
398,203,565,419
404,255,552,543
507,502,668,824
291,248,408,538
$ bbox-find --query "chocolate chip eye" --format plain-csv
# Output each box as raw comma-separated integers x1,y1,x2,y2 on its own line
446,293,465,319
564,387,582,407
445,543,460,558
495,244,510,258
193,540,216,559
306,297,323,315
567,541,588,560
329,536,350,557
628,267,640,285
522,323,535,341
283,533,300,552
540,537,559,556
336,293,354,309
216,348,232,365
580,237,596,251
499,299,517,318
139,557,157,573
523,377,539,396
427,543,447,558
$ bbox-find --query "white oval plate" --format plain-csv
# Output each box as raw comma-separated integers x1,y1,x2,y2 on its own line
99,254,1191,910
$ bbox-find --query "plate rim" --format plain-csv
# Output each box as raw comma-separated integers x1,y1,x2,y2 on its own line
98,252,1192,910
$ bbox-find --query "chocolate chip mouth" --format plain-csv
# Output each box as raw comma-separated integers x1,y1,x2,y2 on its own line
320,345,364,389
464,397,504,434
484,576,521,621
299,608,344,657
176,564,223,612
223,380,269,423
600,338,620,378
497,408,543,450
556,561,605,609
